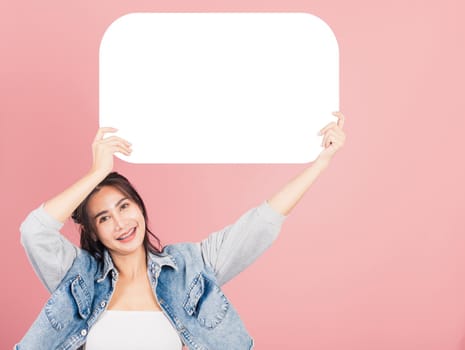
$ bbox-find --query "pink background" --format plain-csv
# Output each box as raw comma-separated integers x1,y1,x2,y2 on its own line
1,0,464,349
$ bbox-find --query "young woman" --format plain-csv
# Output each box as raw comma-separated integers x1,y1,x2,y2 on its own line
16,112,346,350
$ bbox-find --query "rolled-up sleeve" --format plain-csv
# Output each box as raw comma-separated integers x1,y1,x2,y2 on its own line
200,200,286,286
20,203,80,292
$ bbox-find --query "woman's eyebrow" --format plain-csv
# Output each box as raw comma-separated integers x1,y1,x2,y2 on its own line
93,197,129,219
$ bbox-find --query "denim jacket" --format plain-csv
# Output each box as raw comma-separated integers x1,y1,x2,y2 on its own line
16,201,286,350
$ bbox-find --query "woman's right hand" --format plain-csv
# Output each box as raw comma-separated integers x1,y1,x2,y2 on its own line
90,127,132,176
41,128,132,223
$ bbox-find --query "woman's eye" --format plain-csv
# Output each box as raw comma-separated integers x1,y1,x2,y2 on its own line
99,216,109,223
121,202,130,209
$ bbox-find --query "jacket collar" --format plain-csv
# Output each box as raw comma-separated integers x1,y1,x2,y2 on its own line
96,248,178,283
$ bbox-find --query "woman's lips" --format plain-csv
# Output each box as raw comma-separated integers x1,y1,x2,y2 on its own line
116,227,136,242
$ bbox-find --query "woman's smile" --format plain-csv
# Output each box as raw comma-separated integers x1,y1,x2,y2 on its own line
116,227,137,242
87,185,146,255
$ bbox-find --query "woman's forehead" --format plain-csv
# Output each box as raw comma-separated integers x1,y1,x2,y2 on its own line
88,186,128,211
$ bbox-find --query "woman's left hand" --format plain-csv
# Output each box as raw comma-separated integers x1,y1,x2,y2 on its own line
315,111,346,166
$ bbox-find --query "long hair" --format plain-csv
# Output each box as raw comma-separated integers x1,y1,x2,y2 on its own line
71,172,162,261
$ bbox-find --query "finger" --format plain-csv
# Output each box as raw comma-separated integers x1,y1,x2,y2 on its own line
97,136,132,146
321,129,334,147
324,135,332,148
100,138,132,148
325,136,333,148
319,122,337,135
322,134,328,147
94,127,118,142
332,111,345,129
102,139,132,153
114,142,132,152
111,144,132,156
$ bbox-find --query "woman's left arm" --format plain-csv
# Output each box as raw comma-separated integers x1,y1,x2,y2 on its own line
267,111,346,215
201,112,346,285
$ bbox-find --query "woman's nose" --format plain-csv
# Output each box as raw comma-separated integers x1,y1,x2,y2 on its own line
113,213,125,230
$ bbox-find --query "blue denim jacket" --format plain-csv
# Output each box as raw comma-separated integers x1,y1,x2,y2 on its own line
16,201,286,350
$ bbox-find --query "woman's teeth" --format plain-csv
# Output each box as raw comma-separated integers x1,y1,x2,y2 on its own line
117,228,135,240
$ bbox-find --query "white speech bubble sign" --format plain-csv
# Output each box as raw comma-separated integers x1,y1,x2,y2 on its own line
99,12,339,163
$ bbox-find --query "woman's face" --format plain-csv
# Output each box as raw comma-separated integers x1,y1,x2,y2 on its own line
87,185,146,257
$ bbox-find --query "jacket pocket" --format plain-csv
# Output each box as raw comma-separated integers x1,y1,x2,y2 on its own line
183,273,230,329
45,274,91,331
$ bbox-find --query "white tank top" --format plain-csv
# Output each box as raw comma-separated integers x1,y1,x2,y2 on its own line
84,310,183,350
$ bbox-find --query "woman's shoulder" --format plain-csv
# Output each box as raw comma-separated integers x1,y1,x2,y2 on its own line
158,242,204,268
153,243,217,282
65,249,101,277
163,241,201,255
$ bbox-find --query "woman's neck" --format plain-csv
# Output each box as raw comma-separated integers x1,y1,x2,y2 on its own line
110,246,147,280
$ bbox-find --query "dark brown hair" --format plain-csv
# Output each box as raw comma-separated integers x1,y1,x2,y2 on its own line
71,172,162,261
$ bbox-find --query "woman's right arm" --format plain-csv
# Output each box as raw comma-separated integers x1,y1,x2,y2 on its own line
20,127,132,292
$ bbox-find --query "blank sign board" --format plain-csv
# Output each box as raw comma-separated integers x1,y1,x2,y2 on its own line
99,13,339,163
